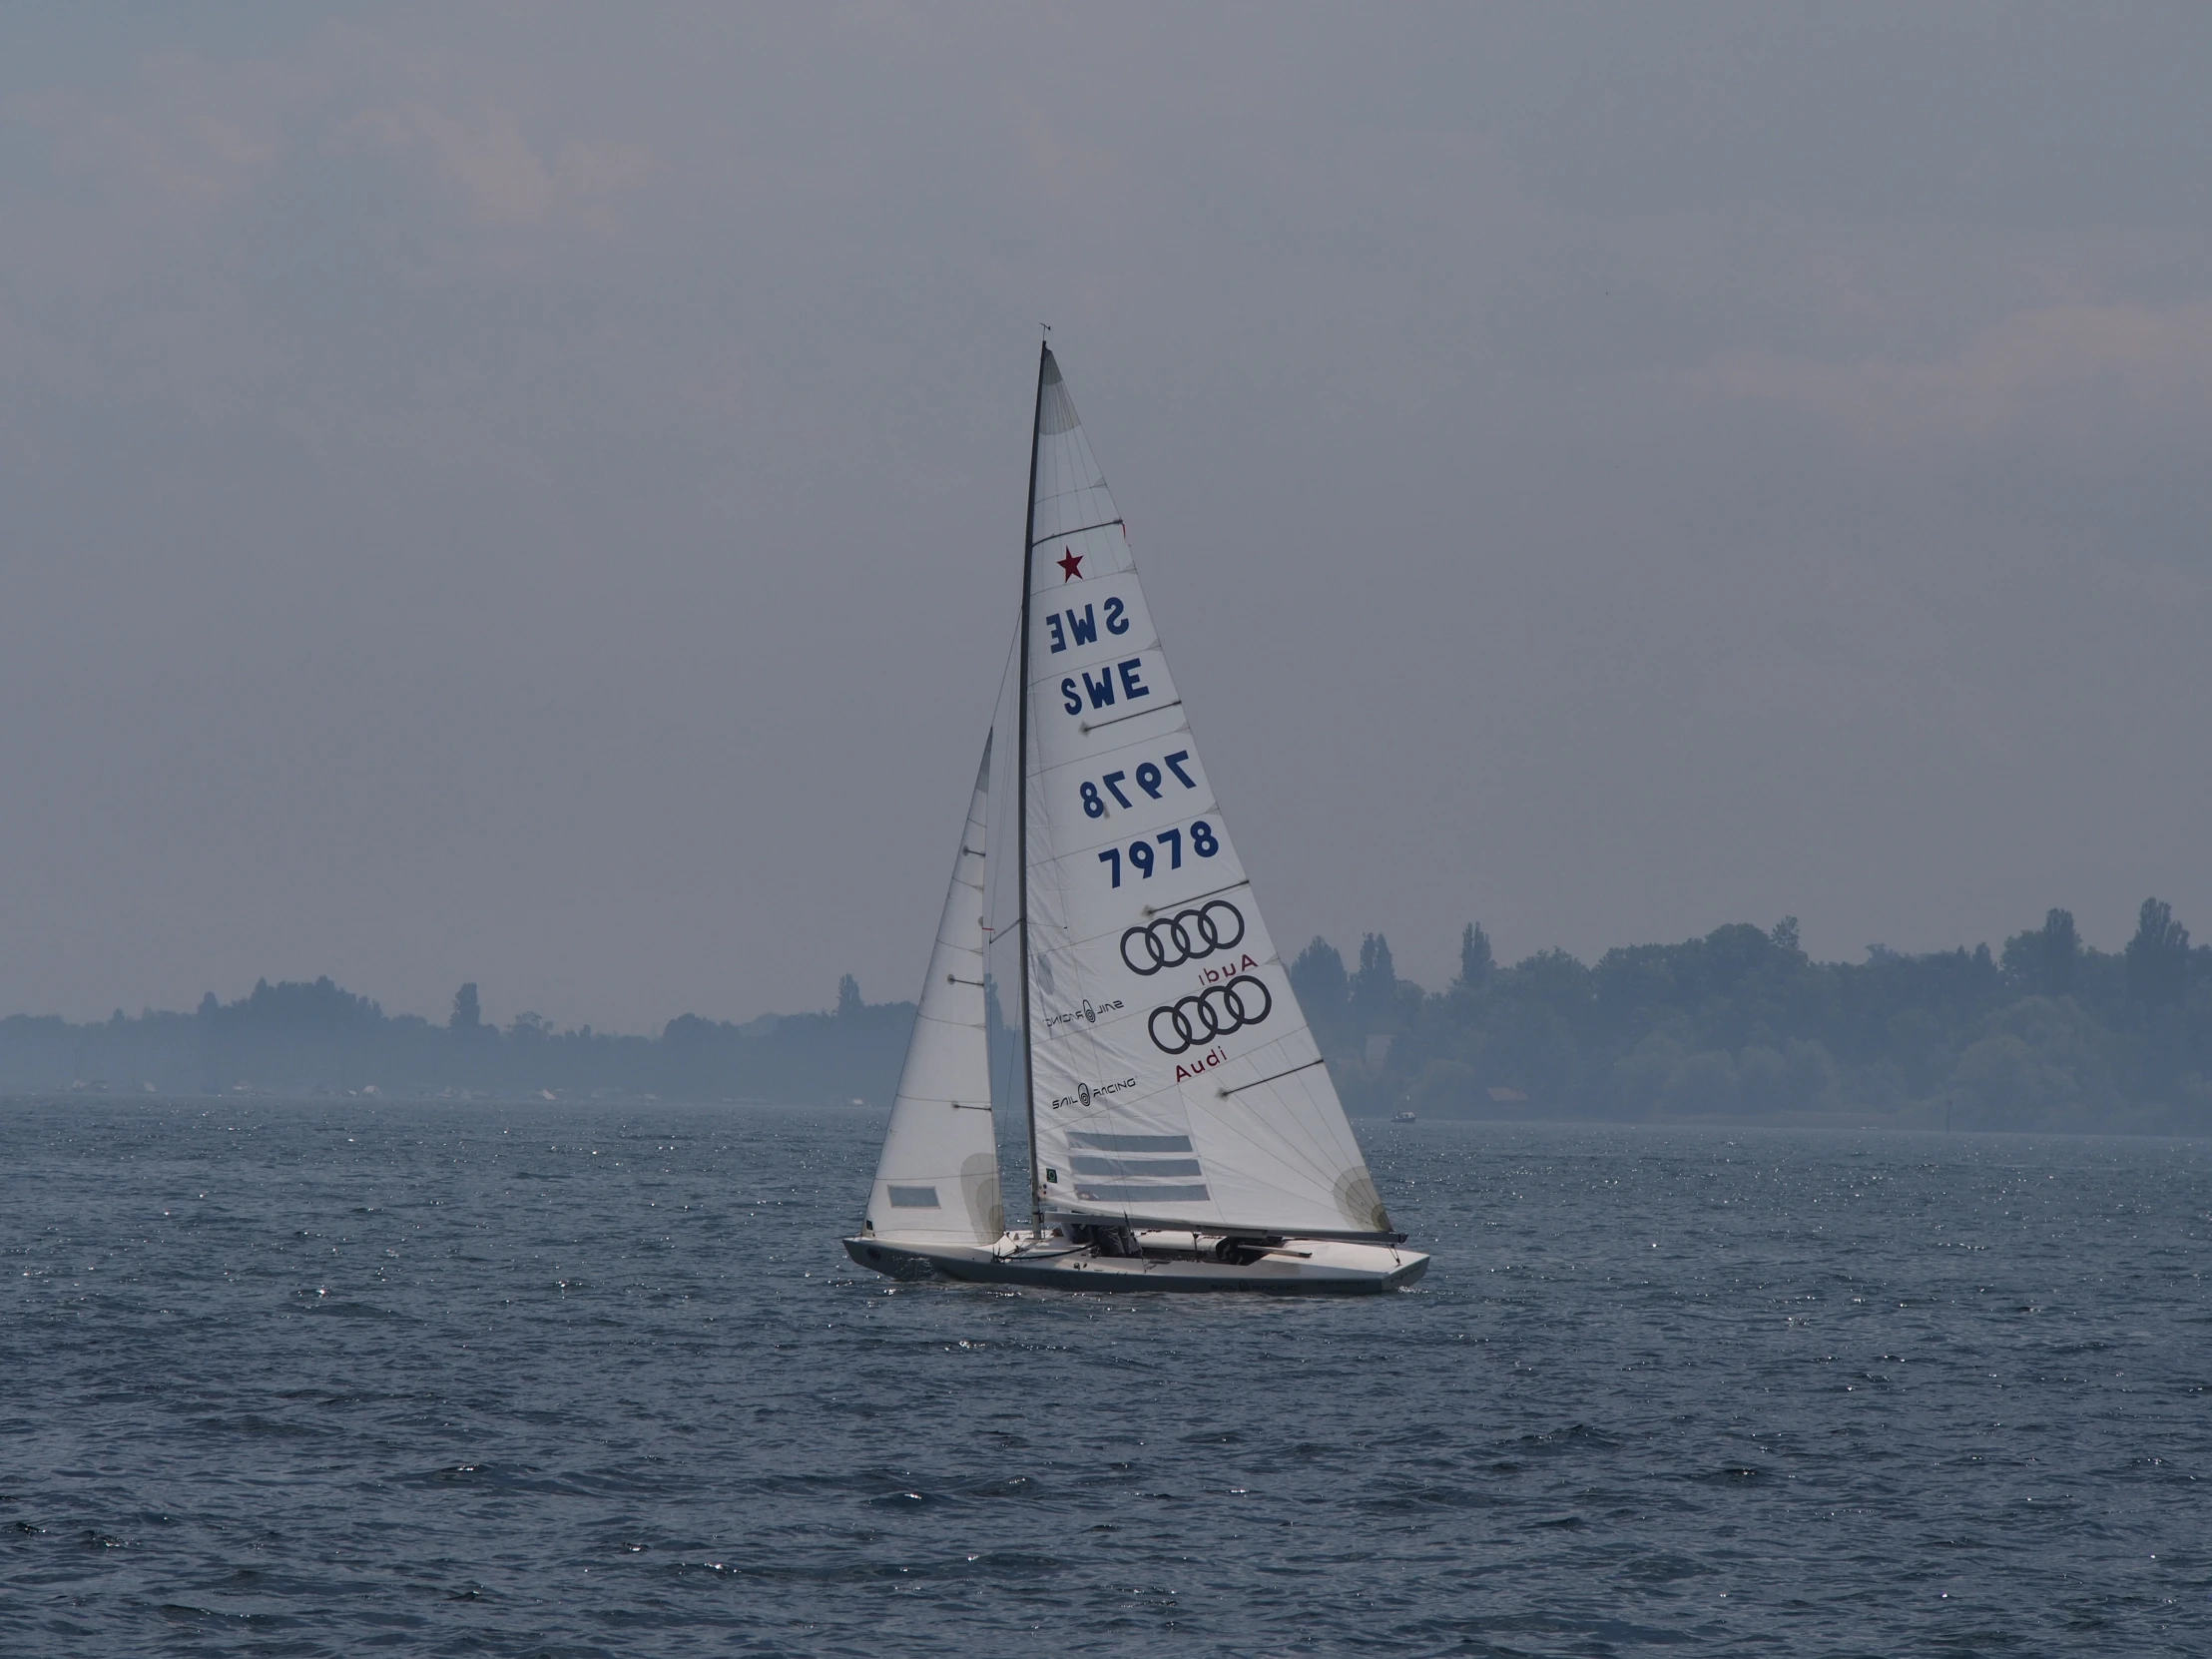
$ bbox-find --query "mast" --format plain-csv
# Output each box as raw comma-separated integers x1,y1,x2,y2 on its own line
1016,337,1049,1233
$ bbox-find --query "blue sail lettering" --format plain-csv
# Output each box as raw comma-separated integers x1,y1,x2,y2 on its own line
1046,613,1067,653
1104,596,1128,635
1066,605,1098,647
1061,678,1081,715
1080,668,1117,710
1117,658,1150,701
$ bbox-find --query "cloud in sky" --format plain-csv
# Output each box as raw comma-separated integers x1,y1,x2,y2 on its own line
1,5,2207,1029
1688,300,2212,458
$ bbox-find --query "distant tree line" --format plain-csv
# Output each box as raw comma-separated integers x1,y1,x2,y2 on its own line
0,973,912,1108
6,897,2208,1132
1294,898,2212,1133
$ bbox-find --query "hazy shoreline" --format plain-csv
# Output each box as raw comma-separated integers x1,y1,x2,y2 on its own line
5,897,2205,1136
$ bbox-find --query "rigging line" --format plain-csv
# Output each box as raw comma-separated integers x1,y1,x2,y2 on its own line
981,594,1019,1220
1217,1057,1330,1099
1029,516,1123,547
945,975,985,986
1079,698,1182,735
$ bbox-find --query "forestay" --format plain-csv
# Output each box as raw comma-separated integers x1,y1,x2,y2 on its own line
1020,349,1390,1239
864,736,1004,1244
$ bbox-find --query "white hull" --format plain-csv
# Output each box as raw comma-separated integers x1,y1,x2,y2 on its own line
843,1229,1428,1295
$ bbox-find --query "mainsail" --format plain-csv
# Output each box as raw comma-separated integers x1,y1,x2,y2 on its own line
1018,347,1391,1240
863,735,1003,1245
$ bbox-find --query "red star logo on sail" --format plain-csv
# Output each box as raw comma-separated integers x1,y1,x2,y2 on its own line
1057,548,1083,582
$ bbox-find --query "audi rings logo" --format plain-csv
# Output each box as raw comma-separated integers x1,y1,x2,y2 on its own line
1148,975,1273,1055
1121,900,1246,976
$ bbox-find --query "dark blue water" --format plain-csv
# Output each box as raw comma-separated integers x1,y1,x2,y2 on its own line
2,1103,2207,1656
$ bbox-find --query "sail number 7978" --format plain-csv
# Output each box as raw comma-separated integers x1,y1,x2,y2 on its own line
1078,751,1195,819
1098,821,1220,886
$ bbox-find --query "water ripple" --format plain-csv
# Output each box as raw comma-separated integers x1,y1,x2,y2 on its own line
0,1102,2207,1655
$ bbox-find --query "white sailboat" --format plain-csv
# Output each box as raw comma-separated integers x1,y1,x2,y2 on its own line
843,344,1426,1294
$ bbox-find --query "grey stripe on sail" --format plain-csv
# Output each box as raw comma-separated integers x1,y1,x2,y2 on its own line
1067,1133,1194,1153
1073,1183,1210,1204
886,1186,941,1208
1070,1156,1203,1178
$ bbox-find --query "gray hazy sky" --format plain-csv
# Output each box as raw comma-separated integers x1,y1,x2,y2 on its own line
4,4,2208,1031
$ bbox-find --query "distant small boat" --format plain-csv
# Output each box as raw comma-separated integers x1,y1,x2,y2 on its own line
840,342,1426,1295
1393,1110,1416,1123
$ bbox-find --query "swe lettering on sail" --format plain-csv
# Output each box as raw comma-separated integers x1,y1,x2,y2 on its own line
1060,657,1150,715
1043,598,1130,653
